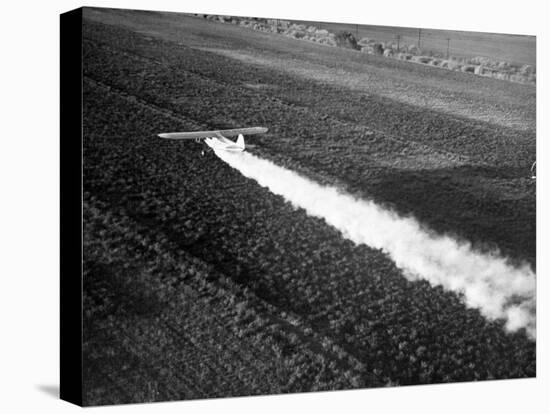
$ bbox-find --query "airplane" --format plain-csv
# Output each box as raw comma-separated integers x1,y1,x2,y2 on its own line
158,127,268,154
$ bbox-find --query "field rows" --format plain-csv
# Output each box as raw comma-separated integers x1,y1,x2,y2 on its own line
83,21,535,266
84,187,372,403
85,9,536,132
82,38,535,402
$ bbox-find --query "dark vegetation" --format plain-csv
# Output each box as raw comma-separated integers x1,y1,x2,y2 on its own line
334,31,360,50
82,17,535,406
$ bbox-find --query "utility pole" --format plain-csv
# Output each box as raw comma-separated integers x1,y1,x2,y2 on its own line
446,38,450,59
356,24,359,39
418,28,421,49
396,34,401,52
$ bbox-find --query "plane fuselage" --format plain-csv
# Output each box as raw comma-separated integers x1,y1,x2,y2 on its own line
204,135,245,152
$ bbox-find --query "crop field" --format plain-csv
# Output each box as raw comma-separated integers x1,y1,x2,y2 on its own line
307,21,536,66
82,8,536,406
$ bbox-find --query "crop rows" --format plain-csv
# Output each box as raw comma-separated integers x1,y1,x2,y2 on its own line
83,21,535,266
84,9,536,132
84,25,534,167
84,192,369,404
82,31,535,403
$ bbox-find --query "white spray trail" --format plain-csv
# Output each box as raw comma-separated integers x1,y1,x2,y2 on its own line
215,149,536,339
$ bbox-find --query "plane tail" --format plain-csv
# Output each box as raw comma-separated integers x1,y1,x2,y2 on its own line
236,134,245,150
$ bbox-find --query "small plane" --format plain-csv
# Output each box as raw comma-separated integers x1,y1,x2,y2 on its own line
158,127,268,154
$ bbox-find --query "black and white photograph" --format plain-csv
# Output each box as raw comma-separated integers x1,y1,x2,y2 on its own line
4,1,548,412
63,5,539,406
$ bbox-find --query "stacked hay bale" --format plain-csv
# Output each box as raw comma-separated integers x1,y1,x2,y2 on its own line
441,59,461,70
520,64,535,76
358,37,371,47
273,22,338,46
411,55,433,64
461,65,476,73
396,52,412,60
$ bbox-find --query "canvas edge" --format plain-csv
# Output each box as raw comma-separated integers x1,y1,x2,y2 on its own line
60,6,84,407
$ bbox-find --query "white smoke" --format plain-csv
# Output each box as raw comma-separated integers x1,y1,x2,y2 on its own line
214,149,536,339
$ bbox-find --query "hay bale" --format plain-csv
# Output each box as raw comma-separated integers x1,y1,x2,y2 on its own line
520,64,534,75
440,60,460,70
318,37,337,46
507,65,521,75
461,65,476,73
358,37,371,46
470,56,492,66
510,74,526,83
411,55,432,64
396,52,412,60
408,44,420,54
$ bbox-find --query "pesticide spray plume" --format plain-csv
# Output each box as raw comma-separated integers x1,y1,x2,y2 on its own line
214,149,536,339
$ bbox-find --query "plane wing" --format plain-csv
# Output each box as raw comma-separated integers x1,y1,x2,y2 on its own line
158,127,268,139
